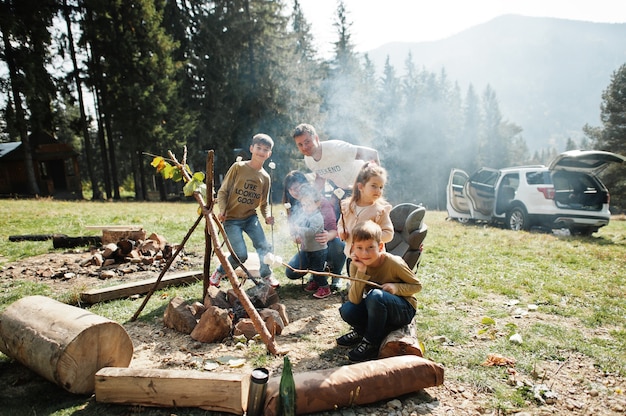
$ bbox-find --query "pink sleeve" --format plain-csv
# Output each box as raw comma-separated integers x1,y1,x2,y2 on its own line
378,204,394,243
320,199,338,231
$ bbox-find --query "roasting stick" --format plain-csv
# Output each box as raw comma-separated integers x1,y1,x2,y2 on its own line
263,253,383,289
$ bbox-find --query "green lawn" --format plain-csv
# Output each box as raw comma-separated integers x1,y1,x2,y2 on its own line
0,199,624,414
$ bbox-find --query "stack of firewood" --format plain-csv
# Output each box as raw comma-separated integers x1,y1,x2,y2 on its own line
163,283,288,344
80,233,177,269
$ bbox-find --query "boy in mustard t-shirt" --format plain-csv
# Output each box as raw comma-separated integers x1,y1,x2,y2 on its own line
209,133,279,288
337,220,422,362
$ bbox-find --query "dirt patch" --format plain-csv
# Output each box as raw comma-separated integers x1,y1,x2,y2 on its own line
1,250,625,415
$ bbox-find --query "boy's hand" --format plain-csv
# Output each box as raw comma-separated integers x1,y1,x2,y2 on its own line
339,231,348,241
265,216,275,225
217,212,226,222
350,254,367,273
382,283,397,295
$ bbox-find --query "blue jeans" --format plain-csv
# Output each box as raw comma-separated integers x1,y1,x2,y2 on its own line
216,215,272,277
339,289,416,346
286,248,328,287
327,237,346,275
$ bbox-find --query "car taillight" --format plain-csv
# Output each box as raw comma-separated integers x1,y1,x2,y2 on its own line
606,192,610,204
537,187,555,199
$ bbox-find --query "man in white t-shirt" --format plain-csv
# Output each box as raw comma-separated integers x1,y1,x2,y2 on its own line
292,123,380,287
292,123,379,200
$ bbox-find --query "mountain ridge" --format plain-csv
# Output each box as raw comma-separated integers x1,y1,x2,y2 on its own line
366,14,626,152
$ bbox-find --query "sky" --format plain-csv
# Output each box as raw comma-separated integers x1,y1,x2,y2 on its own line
296,0,626,57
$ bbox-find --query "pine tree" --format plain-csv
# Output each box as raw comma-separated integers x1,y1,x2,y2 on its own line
584,63,626,210
320,0,366,144
82,0,183,200
0,0,58,194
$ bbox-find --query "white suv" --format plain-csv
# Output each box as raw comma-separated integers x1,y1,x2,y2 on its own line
446,150,626,235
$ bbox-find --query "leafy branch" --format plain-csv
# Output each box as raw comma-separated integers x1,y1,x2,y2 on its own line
146,148,206,199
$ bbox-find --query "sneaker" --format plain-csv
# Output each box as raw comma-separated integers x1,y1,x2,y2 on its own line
263,273,280,289
336,330,362,347
348,338,379,362
312,286,331,299
209,270,224,287
331,277,342,291
304,280,319,293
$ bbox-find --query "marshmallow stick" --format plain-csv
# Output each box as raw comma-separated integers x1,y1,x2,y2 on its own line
263,253,383,289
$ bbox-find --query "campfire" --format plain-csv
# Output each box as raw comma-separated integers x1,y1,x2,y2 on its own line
163,275,288,344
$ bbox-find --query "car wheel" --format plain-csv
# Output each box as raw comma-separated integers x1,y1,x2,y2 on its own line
506,206,529,231
457,218,471,224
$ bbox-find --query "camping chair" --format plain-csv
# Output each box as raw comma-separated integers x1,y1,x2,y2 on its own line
386,203,428,271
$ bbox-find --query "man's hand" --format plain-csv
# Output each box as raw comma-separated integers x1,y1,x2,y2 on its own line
265,216,275,225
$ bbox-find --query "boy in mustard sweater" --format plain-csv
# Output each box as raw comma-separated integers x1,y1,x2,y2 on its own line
209,133,279,288
337,220,422,361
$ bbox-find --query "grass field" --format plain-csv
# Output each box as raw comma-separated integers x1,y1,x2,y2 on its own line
0,199,625,414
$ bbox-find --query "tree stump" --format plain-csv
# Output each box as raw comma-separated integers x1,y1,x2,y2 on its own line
378,321,423,358
0,295,133,394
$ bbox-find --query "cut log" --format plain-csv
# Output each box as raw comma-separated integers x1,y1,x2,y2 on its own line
80,270,202,304
378,321,423,358
85,225,145,246
0,295,133,394
102,229,146,245
95,367,248,414
263,355,444,415
163,296,198,334
52,235,102,249
190,305,232,343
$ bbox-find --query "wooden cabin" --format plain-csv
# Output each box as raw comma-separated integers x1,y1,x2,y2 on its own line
0,132,82,198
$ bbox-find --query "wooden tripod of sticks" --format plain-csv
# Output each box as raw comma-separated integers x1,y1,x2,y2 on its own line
133,148,288,355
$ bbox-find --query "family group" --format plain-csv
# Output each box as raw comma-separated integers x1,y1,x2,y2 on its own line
208,123,422,362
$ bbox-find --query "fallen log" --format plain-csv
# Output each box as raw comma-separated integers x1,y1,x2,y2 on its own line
0,295,133,394
8,233,58,241
379,321,423,358
95,367,248,414
52,235,102,249
263,355,444,415
8,233,102,248
80,270,203,304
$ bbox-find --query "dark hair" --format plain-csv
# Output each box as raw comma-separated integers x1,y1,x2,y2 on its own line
349,162,388,205
292,123,317,139
252,133,274,149
352,220,382,243
282,170,310,214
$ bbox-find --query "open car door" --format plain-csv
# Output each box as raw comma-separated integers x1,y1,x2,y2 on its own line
465,168,500,217
446,169,471,221
549,150,626,174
